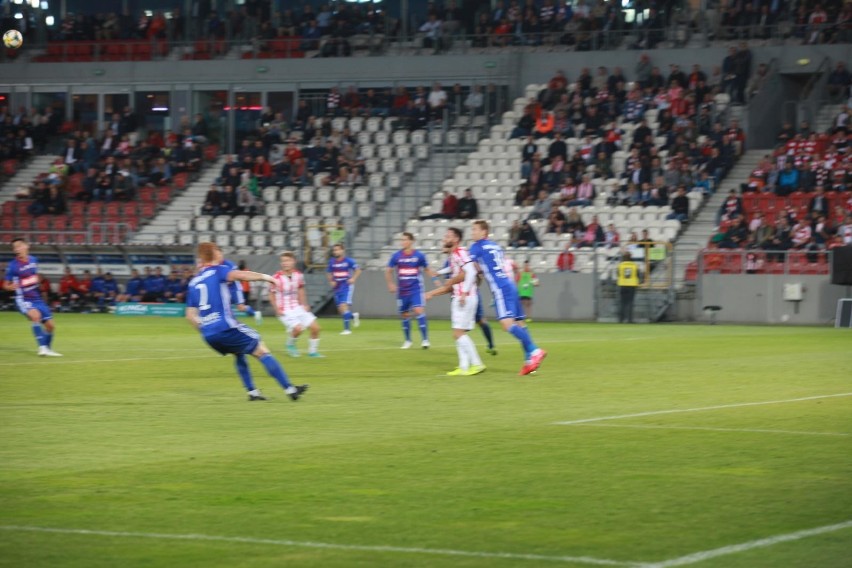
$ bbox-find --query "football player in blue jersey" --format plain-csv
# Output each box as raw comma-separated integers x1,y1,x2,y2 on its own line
385,232,436,349
4,238,62,356
186,242,308,402
222,259,261,323
428,220,546,375
326,243,361,335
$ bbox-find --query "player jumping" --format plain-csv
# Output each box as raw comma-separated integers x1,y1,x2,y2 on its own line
270,251,324,358
4,238,62,357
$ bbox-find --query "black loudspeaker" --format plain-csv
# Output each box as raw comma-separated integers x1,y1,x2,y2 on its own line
832,247,852,285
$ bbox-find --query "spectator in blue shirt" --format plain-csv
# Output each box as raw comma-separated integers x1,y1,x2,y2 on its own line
143,267,167,302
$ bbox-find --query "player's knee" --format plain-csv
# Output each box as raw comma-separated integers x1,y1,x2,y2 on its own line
252,342,270,358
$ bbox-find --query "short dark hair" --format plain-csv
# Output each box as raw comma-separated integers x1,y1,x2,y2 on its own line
447,227,463,241
11,237,25,245
402,232,415,241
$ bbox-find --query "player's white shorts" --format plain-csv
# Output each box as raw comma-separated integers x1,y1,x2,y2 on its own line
451,294,478,331
277,306,317,332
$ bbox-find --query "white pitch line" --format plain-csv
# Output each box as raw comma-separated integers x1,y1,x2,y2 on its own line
0,525,639,567
568,423,850,437
645,519,852,567
553,393,852,426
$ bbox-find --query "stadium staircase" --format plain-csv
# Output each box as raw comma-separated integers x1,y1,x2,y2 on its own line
815,103,844,133
129,156,227,246
0,155,57,202
672,148,769,286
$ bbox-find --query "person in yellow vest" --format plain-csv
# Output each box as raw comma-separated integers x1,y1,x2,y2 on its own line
616,251,640,323
517,260,539,322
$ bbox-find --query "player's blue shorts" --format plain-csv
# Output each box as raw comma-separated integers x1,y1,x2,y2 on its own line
203,324,260,356
397,290,425,314
16,298,53,322
334,286,354,306
490,284,526,321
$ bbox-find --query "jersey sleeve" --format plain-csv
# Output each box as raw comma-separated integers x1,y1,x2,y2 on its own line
4,262,14,282
387,252,399,268
467,243,481,262
417,251,428,267
326,260,333,273
186,282,200,308
348,257,359,270
215,264,233,281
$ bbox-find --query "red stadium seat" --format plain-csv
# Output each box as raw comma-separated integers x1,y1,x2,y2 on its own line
1,201,15,216
788,191,809,210
34,217,51,231
88,202,104,217
2,159,17,176
105,202,121,217
69,201,86,216
138,188,155,202
720,254,743,274
684,261,698,282
120,202,137,217
741,192,757,213
156,187,172,204
69,216,86,231
173,173,188,190
17,218,33,231
52,217,68,231
1,217,13,231
139,203,157,218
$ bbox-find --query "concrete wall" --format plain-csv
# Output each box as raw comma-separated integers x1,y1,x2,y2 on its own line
699,275,850,325
349,270,847,325
6,44,850,94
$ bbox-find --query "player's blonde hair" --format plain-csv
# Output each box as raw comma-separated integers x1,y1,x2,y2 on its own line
197,242,219,263
280,251,296,260
473,219,490,234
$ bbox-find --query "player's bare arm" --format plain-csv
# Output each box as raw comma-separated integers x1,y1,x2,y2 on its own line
2,279,17,292
425,270,464,300
384,267,397,294
349,267,362,285
227,270,276,285
185,306,201,330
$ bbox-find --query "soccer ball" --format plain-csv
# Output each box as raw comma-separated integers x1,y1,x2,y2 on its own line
3,30,23,49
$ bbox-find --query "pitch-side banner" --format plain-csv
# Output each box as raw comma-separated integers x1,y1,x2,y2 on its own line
114,303,251,317
114,303,187,317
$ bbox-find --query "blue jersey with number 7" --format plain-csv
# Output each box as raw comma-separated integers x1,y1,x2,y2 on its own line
187,263,238,337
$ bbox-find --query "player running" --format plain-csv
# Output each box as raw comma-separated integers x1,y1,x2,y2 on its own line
186,242,308,402
428,220,546,375
385,232,436,349
326,243,361,335
426,227,486,376
270,251,324,358
4,238,62,356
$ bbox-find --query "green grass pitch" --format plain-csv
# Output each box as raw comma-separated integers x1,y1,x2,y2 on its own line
0,313,850,567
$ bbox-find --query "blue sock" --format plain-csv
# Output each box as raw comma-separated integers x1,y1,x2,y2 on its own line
32,324,47,347
343,311,352,331
416,314,428,340
402,318,411,341
259,353,292,389
45,333,53,348
243,306,256,317
509,324,537,358
234,354,256,391
479,321,494,349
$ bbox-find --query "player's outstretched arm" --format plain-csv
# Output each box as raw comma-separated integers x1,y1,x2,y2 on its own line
3,279,17,292
425,270,465,300
227,270,276,286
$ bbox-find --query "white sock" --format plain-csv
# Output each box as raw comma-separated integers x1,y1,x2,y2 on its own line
455,337,470,370
460,334,482,366
287,337,296,347
309,338,319,354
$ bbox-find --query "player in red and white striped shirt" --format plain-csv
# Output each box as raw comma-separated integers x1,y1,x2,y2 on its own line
268,251,323,358
426,227,484,376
